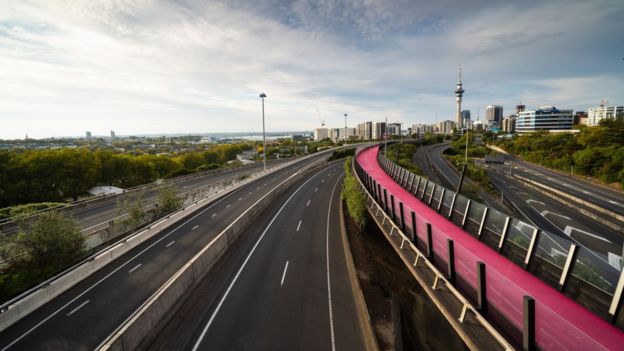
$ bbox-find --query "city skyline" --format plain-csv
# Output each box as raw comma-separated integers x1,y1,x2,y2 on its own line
1,0,623,139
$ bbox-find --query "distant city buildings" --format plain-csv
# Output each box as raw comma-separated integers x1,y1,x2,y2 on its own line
110,130,116,139
502,116,516,133
485,105,503,128
587,105,624,126
386,123,402,136
461,110,471,130
437,120,456,134
574,111,588,126
516,106,573,133
313,128,329,141
372,122,386,140
356,122,372,140
85,131,92,140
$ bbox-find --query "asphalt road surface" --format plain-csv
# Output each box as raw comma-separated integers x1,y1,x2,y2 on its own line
0,153,331,351
150,161,366,351
419,143,623,260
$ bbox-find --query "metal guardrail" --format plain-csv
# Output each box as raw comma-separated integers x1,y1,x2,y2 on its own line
372,149,624,329
351,147,514,350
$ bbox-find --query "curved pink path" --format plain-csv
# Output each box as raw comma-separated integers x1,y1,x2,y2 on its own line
357,145,624,350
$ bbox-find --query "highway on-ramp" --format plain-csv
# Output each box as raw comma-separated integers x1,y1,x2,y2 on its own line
149,162,367,351
0,153,332,351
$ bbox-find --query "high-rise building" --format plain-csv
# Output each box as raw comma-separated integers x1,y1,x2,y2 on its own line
461,110,471,130
574,111,588,125
387,123,401,136
85,131,92,140
516,104,526,115
455,66,465,129
437,120,456,134
516,106,573,133
372,122,386,140
587,106,624,126
110,130,116,139
313,128,329,140
502,116,516,133
356,121,373,140
485,105,503,128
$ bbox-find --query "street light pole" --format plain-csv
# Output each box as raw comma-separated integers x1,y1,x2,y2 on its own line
259,92,267,172
384,116,388,156
344,113,348,145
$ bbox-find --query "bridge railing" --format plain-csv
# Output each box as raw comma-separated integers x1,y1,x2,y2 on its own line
373,149,624,328
353,145,624,349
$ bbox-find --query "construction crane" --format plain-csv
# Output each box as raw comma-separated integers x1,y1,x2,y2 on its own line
315,106,325,126
600,99,610,107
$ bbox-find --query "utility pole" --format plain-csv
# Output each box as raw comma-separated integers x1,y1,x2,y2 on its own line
259,93,267,172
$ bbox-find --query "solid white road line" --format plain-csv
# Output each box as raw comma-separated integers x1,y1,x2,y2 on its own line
191,167,329,351
239,197,242,201
192,225,199,230
280,261,289,286
564,226,612,243
315,187,318,192
306,199,311,207
226,204,231,208
540,210,571,220
211,213,216,218
297,220,302,232
65,300,90,317
166,241,175,248
128,264,142,274
527,199,545,206
0,181,244,351
325,173,343,351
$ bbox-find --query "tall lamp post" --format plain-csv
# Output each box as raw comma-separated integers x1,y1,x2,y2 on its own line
259,92,267,171
344,113,348,145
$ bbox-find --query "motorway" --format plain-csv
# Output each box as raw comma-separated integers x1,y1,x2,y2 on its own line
150,162,366,350
0,152,334,350
414,143,623,261
0,159,287,235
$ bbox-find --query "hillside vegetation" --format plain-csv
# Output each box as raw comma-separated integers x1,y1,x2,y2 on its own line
494,117,624,187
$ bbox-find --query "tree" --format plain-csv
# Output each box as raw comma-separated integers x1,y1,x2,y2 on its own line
116,194,146,231
15,211,85,268
342,159,367,230
157,185,183,216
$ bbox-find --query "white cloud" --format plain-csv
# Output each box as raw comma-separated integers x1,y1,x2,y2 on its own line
0,0,622,138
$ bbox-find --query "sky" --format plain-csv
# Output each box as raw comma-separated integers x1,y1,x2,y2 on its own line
1,0,623,139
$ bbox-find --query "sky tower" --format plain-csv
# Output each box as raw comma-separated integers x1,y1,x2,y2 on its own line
455,65,465,129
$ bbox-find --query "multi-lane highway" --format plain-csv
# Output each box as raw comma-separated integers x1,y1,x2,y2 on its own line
414,143,623,259
149,161,366,350
0,153,334,350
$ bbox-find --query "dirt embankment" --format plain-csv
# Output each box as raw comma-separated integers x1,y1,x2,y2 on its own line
344,206,467,351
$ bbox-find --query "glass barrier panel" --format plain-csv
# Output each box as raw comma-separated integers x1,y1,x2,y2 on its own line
450,194,468,227
481,208,507,250
563,246,619,317
501,218,532,266
417,180,427,198
464,201,485,237
411,176,422,194
441,190,454,217
528,230,568,288
431,186,444,211
424,182,434,202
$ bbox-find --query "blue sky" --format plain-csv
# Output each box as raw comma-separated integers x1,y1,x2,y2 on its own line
1,0,623,139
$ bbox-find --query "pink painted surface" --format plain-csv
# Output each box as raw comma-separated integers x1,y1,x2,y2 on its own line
357,145,624,351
